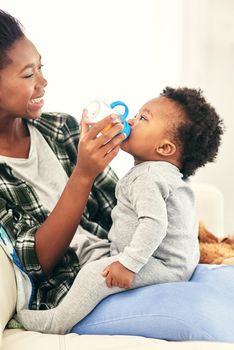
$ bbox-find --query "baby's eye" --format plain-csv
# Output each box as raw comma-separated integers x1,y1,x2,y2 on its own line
139,115,147,121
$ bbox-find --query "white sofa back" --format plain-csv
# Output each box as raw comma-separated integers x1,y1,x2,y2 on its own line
0,246,17,347
191,183,224,237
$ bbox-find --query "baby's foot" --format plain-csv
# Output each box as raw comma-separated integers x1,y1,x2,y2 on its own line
17,308,59,334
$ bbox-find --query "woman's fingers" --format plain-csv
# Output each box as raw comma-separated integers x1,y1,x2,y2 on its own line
77,112,126,177
100,133,125,158
102,144,121,164
97,123,124,145
86,114,119,140
80,109,90,137
82,115,125,157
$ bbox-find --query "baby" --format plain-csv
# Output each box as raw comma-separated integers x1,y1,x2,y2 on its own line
18,87,223,334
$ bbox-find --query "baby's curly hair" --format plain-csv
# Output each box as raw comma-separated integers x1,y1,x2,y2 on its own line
161,87,224,178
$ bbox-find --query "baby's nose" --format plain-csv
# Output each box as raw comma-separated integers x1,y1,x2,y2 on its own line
127,118,135,127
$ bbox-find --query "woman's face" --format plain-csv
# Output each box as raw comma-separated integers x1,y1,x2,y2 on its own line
0,36,47,120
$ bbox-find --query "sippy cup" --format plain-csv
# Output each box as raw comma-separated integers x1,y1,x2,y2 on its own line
84,100,131,138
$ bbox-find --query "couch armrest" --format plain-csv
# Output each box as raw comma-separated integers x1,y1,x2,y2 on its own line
192,183,224,238
0,246,17,347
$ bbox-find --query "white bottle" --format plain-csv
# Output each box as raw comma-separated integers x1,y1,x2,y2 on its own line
85,100,122,124
84,100,131,137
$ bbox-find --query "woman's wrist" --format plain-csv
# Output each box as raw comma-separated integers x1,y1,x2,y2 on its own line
72,165,97,185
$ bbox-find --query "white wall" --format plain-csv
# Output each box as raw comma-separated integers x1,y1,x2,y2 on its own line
1,0,184,176
1,0,184,115
180,0,234,234
1,0,233,234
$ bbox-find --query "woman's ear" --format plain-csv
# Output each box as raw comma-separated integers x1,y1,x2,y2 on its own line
155,141,176,157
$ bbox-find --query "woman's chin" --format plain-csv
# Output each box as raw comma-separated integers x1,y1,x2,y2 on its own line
27,109,43,120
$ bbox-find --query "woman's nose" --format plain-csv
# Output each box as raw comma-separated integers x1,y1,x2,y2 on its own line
36,73,48,90
41,76,48,88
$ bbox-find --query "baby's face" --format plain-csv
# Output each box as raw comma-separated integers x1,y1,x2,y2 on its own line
121,96,178,164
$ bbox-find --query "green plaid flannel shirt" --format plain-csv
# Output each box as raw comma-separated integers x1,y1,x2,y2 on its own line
0,112,118,310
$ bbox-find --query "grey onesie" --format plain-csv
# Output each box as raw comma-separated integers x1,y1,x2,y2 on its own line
18,161,200,334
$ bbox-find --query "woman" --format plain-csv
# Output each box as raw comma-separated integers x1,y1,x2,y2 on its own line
0,9,125,313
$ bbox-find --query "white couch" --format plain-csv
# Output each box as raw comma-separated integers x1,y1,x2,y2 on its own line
1,184,233,350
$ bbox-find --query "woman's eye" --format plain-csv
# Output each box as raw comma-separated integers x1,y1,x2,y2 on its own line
24,74,34,79
23,64,44,79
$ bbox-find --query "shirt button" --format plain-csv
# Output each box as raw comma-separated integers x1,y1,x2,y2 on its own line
13,212,23,222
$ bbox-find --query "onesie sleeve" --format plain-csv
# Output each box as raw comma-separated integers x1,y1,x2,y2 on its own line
118,173,169,273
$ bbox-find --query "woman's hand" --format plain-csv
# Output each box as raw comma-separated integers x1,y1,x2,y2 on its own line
75,111,125,180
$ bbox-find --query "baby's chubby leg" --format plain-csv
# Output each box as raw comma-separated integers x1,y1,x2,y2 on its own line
17,256,123,334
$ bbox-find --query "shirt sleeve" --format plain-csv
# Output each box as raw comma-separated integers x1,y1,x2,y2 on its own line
62,114,118,236
0,197,47,282
118,174,169,273
90,166,118,232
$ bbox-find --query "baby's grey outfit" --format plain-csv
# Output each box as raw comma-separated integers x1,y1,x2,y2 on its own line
18,161,200,334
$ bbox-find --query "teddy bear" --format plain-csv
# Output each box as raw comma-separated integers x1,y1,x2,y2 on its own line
199,222,234,265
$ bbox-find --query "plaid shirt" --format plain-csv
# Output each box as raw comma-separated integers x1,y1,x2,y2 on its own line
0,112,118,310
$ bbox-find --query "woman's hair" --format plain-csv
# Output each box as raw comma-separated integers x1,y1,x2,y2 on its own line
0,10,24,69
161,87,224,178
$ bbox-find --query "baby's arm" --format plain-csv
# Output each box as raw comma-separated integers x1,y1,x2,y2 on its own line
118,174,169,274
102,261,135,288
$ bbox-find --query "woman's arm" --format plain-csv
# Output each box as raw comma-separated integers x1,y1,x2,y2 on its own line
35,115,125,276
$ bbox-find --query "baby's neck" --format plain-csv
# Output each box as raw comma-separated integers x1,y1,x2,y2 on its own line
134,156,181,170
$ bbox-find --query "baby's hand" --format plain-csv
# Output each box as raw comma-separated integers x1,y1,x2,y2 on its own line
102,261,135,289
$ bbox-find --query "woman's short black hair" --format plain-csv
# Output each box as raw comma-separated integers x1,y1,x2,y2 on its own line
161,87,224,178
0,10,24,69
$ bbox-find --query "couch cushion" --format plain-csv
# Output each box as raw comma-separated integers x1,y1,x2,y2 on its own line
71,264,234,342
3,329,234,350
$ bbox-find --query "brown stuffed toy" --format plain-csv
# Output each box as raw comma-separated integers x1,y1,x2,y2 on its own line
199,222,234,265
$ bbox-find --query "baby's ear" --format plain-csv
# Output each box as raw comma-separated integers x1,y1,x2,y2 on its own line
155,140,176,157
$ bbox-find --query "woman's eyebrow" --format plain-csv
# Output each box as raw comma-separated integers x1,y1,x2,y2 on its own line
19,55,41,73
